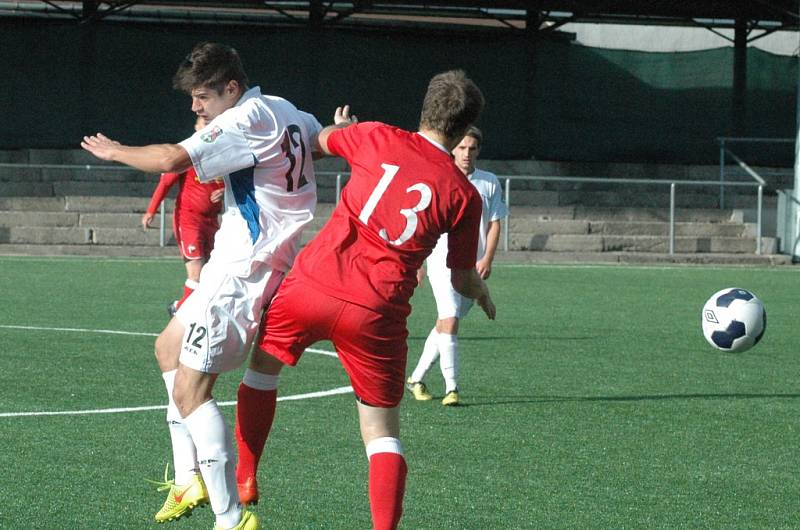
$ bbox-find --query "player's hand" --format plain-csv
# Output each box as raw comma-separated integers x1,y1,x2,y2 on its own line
334,105,357,126
477,292,496,320
210,188,224,203
141,212,154,231
476,259,492,280
81,133,121,162
416,266,426,287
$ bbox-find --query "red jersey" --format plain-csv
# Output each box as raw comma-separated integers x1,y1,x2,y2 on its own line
146,167,224,217
292,122,482,318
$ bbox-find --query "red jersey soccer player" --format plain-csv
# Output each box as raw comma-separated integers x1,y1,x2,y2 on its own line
142,117,225,314
233,71,495,529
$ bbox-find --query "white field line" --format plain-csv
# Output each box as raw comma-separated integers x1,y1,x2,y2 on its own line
0,386,354,418
0,323,346,418
0,324,158,337
0,324,338,357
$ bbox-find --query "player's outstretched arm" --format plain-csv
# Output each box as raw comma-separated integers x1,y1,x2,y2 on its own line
317,105,357,156
451,267,496,320
81,133,192,173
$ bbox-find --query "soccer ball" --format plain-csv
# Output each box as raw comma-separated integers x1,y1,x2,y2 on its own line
701,288,766,353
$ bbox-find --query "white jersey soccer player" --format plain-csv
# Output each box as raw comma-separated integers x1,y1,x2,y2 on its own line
81,42,329,530
408,127,508,406
177,87,321,373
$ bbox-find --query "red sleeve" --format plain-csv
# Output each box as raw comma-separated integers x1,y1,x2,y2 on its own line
446,188,482,270
146,171,182,214
326,122,383,160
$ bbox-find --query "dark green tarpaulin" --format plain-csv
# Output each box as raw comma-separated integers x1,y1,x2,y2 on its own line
0,19,795,164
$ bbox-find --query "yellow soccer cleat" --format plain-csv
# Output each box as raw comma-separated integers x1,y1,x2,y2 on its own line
406,378,433,401
150,465,210,523
213,510,261,530
442,390,460,406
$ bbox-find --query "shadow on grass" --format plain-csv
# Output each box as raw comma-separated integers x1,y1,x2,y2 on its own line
455,392,800,407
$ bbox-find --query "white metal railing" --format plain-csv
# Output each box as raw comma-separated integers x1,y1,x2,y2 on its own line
717,136,794,209
498,175,765,255
318,170,768,256
0,164,770,255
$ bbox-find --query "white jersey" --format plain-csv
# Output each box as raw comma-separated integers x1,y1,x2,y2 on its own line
180,86,322,276
428,168,509,277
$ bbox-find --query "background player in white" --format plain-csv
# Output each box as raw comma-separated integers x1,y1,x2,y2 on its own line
81,41,335,530
407,126,509,406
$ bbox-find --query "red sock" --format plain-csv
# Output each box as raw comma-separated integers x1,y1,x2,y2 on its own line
369,452,407,530
176,284,194,309
235,383,277,483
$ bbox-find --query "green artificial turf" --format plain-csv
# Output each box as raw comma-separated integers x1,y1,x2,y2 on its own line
1,256,798,529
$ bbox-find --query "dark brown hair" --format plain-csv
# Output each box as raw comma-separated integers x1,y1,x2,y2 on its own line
419,70,484,140
172,42,249,95
463,125,483,147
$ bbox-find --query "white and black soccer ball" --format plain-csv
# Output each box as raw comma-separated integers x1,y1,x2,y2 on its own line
701,288,766,353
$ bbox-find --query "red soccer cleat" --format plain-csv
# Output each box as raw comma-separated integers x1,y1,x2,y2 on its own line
238,476,259,506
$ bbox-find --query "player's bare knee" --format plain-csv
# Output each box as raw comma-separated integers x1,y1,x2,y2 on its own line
154,331,180,372
358,403,400,445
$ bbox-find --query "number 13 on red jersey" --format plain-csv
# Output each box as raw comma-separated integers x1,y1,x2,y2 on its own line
358,163,432,246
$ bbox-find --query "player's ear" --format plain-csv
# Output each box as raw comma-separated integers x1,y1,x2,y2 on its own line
225,79,240,98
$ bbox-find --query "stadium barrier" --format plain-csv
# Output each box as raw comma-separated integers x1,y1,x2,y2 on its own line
717,137,794,209
323,170,768,256
498,175,765,255
0,165,775,256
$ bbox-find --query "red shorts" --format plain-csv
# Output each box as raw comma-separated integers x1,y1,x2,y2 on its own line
173,210,220,261
259,274,408,408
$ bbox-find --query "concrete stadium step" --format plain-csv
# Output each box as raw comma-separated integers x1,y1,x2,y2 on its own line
0,197,66,211
80,212,165,229
0,211,80,227
509,233,775,254
0,243,178,258
65,196,168,213
0,226,177,246
507,218,749,237
592,221,747,237
0,145,787,263
510,205,744,223
552,190,772,209
493,250,792,266
91,228,176,246
0,165,156,183
0,226,93,245
0,196,173,213
0,242,788,265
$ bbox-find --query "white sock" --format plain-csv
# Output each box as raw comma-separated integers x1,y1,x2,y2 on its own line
182,400,241,528
162,370,198,484
366,437,405,459
185,278,199,290
410,328,439,383
437,333,459,393
242,368,279,391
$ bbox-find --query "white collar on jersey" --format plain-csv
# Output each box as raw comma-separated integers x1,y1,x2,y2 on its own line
416,131,451,155
236,85,262,106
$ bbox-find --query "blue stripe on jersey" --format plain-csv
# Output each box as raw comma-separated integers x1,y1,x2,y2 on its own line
229,166,260,244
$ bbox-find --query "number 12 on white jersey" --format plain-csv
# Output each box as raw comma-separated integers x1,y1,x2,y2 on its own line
359,163,432,246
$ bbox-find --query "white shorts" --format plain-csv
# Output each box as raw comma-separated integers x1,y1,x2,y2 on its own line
428,269,474,320
175,259,285,374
